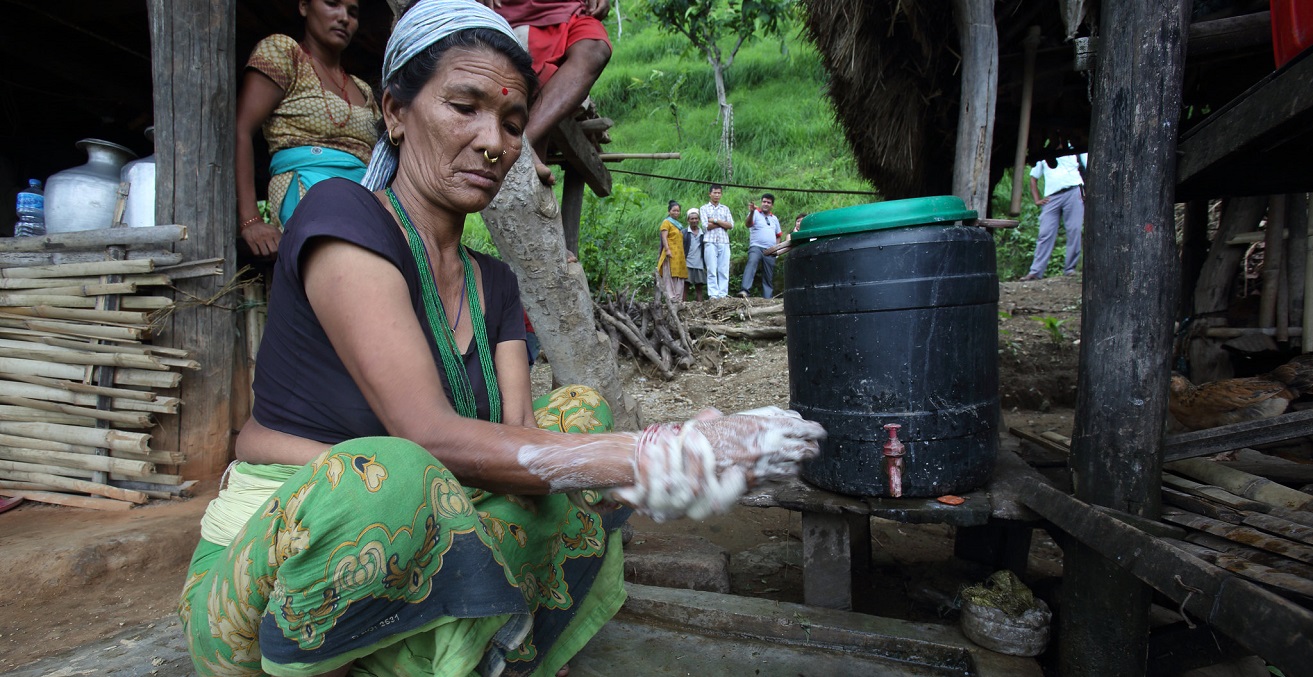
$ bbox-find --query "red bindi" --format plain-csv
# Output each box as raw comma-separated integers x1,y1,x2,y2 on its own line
502,87,509,96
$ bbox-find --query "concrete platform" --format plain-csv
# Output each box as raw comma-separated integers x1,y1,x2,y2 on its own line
4,584,1039,676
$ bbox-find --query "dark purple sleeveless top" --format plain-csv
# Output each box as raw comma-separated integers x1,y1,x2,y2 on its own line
252,178,526,444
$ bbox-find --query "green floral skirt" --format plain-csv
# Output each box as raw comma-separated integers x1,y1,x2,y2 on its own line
179,386,626,677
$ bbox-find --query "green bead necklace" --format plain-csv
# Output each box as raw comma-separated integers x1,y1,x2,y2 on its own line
386,188,502,422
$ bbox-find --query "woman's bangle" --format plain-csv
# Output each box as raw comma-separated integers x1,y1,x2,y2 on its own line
239,216,261,231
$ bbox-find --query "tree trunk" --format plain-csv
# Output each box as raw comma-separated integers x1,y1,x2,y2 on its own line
148,0,238,480
1063,1,1190,675
951,0,999,216
481,152,640,431
708,52,733,180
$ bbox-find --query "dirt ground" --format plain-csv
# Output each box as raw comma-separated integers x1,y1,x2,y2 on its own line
0,277,1082,672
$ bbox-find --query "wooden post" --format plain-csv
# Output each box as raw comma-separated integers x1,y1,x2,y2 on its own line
951,0,999,216
1009,26,1041,216
481,152,640,430
1189,196,1266,382
148,0,239,479
1064,1,1189,675
1261,195,1286,333
1287,194,1307,333
1178,200,1210,319
561,169,585,256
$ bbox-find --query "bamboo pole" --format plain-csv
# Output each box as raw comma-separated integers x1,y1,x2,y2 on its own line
0,467,147,503
1009,26,1041,215
113,449,185,464
0,479,59,491
0,259,156,278
19,320,142,341
0,432,96,454
0,458,96,479
22,335,192,359
0,447,154,475
0,306,151,324
0,357,179,388
0,274,170,290
1167,458,1313,510
0,251,182,268
0,489,133,511
0,406,96,426
111,471,182,485
0,346,168,370
0,395,153,428
0,294,170,310
0,373,156,401
0,225,186,254
1,283,138,297
0,421,149,452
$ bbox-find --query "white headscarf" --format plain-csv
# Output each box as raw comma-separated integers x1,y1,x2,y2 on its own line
361,0,521,191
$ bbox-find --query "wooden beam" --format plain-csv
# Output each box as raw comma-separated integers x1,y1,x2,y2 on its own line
1020,477,1313,677
1065,1,1190,675
1177,49,1313,199
1163,408,1313,462
548,117,612,198
950,0,998,216
1187,11,1272,57
149,0,239,480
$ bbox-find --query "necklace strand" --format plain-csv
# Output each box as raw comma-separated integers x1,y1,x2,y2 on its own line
385,188,502,422
302,45,352,128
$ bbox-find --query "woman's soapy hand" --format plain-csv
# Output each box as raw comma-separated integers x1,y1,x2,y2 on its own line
609,407,825,521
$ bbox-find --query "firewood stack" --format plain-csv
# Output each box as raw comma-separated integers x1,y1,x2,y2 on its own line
0,224,216,511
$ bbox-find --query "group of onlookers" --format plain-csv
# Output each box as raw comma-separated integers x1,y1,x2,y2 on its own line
658,184,806,303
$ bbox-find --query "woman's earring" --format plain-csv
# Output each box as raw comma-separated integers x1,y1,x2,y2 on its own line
388,129,400,147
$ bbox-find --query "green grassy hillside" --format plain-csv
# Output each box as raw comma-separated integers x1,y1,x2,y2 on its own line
464,5,1055,291
464,6,876,295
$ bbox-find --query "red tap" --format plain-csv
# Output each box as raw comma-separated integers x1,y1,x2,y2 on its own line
883,423,905,498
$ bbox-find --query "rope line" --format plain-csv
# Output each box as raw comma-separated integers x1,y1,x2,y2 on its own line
605,168,881,197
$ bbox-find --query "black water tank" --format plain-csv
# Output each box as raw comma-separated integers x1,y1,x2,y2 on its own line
785,197,999,498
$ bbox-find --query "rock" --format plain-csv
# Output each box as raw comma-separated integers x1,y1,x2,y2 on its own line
623,534,730,593
729,541,802,579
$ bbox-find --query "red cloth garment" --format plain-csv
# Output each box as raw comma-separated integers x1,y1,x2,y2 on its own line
526,14,611,82
497,0,584,28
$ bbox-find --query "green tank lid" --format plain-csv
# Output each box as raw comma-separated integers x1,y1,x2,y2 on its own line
794,196,977,240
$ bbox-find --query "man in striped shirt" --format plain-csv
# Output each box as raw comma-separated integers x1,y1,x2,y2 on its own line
699,184,734,299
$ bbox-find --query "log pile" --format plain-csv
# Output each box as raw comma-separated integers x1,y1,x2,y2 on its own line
0,225,212,511
593,293,786,379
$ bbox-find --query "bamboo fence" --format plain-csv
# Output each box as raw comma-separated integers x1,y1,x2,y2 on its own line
0,225,216,510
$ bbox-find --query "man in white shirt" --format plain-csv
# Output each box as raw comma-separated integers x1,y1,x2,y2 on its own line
699,184,734,298
739,193,783,298
1022,152,1087,280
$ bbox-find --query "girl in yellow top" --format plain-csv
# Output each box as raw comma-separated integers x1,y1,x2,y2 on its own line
235,0,382,258
657,200,688,303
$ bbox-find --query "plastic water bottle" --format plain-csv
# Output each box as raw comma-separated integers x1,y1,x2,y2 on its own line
14,179,45,237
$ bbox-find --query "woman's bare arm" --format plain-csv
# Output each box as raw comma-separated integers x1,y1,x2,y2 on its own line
291,239,635,493
235,70,287,257
494,339,536,428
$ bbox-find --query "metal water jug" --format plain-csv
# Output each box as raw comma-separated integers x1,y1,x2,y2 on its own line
121,127,156,228
45,138,137,233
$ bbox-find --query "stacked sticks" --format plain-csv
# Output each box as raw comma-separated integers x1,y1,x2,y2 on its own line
0,224,211,510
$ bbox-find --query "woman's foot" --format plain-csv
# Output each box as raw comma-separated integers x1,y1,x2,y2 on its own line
556,663,570,676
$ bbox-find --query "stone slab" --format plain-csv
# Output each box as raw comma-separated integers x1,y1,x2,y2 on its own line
622,533,731,593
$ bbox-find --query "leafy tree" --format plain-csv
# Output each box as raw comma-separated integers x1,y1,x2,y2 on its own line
645,0,791,179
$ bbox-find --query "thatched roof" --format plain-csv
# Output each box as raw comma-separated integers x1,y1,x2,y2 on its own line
800,1,961,199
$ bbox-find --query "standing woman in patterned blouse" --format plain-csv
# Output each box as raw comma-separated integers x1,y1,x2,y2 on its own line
235,0,382,257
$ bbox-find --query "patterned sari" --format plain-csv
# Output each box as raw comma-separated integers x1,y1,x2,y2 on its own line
180,386,625,677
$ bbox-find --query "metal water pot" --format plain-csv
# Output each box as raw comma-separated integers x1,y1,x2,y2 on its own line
121,127,156,228
45,138,137,233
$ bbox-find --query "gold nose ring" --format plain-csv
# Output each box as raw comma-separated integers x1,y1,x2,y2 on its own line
483,150,506,164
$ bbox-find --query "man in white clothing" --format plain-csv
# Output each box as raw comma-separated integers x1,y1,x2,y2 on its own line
739,193,782,298
700,184,734,298
1022,152,1087,280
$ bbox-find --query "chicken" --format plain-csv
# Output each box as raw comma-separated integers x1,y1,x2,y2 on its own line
1265,353,1313,397
1168,372,1295,431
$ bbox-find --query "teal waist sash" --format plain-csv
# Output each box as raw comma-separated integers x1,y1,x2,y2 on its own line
270,146,368,225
